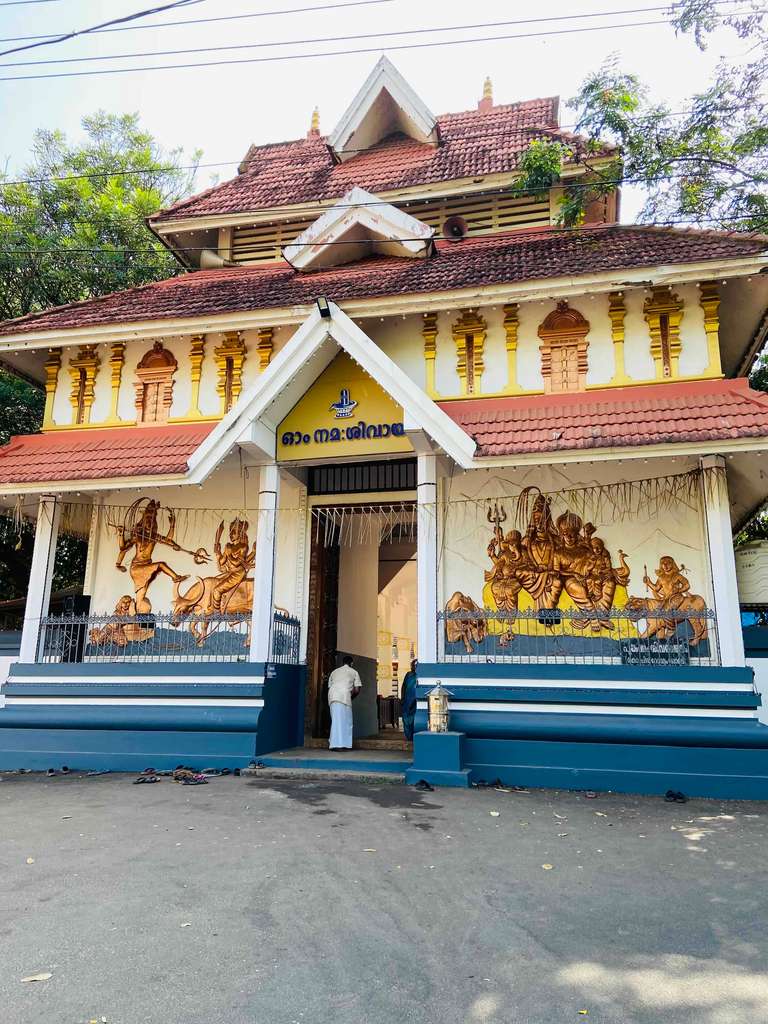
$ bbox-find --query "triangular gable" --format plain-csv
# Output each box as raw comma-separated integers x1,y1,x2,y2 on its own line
188,302,476,481
277,352,413,461
328,56,437,161
283,187,433,271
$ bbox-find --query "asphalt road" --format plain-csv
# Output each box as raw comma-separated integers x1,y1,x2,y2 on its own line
1,772,767,1024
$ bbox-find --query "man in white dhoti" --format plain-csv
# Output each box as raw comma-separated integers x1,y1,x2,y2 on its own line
328,655,362,751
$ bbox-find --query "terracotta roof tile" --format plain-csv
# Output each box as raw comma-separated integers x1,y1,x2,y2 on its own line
0,423,214,484
152,99,589,221
439,379,768,457
1,224,765,339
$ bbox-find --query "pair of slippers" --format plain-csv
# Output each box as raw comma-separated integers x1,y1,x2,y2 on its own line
664,789,687,803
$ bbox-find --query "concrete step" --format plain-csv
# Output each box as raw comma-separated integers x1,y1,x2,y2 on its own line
242,765,405,784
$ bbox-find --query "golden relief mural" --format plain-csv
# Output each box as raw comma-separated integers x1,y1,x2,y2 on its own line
445,486,708,653
93,499,256,649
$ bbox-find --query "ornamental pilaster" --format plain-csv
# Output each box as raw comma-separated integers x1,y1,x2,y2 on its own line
644,286,684,379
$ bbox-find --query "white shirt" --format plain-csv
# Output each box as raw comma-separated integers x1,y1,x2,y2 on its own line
328,664,362,706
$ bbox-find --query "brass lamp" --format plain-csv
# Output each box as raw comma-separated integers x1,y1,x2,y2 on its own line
427,682,452,733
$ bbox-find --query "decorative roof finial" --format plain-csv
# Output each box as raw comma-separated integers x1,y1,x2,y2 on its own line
478,77,493,113
308,106,320,138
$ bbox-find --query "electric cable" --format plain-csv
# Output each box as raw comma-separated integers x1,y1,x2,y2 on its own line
0,0,743,44
0,0,205,59
0,4,748,68
1,9,761,82
0,0,395,43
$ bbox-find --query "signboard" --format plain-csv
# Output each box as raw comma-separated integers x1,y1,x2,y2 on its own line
277,352,413,462
620,637,690,666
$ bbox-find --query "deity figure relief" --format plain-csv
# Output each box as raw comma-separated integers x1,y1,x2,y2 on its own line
89,595,155,648
210,518,257,613
114,498,209,614
451,488,634,651
626,556,709,647
172,517,256,646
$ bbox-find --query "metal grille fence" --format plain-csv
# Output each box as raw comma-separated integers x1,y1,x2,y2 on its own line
437,608,719,666
37,610,302,665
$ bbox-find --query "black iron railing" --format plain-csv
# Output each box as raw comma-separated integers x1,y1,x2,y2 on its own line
271,612,301,664
437,607,719,666
36,609,302,665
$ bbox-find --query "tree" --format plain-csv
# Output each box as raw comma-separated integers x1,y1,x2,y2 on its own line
0,111,200,322
0,112,200,602
515,3,768,232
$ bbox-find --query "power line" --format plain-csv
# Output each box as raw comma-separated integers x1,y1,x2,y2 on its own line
0,3,745,68
0,217,765,260
0,1,205,59
1,10,760,82
0,0,61,6
0,0,396,44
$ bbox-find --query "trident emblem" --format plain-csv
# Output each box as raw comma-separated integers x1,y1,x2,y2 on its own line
487,502,507,530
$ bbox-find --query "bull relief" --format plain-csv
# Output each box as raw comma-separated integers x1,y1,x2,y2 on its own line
444,487,709,660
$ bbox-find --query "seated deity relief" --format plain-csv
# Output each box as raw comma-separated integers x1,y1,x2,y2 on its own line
445,487,708,651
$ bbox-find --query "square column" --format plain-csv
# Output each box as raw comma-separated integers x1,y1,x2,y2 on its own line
700,455,745,666
417,453,438,662
20,495,60,663
249,464,280,663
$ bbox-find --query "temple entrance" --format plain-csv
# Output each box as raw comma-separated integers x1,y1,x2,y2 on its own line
305,500,417,745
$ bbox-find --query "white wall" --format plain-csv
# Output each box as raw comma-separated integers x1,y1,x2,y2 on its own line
85,456,305,617
440,456,713,614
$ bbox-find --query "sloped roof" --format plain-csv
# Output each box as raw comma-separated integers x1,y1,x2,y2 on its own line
1,225,766,340
439,379,768,457
151,97,579,223
0,423,214,484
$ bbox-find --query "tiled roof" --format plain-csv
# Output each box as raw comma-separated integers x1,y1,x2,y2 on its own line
1,224,766,339
151,98,586,221
0,423,215,484
439,379,768,457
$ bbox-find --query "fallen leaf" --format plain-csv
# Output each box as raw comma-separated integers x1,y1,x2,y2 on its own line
490,811,500,817
557,833,569,837
180,922,192,928
578,1011,589,1016
553,813,567,820
25,858,35,865
595,812,608,817
362,849,377,853
22,972,52,983
61,815,72,820
541,864,554,870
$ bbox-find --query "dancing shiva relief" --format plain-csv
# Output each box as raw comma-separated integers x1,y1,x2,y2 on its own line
445,487,709,655
90,498,256,649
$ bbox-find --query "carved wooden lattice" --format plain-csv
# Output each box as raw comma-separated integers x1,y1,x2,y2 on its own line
134,342,177,423
537,301,590,394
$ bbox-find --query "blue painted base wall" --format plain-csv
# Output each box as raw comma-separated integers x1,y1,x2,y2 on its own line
409,662,768,799
0,662,306,772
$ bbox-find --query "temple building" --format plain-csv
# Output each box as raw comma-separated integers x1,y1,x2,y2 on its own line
2,57,768,793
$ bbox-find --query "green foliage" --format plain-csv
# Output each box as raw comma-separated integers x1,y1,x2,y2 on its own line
750,351,768,394
514,7,768,233
0,112,199,603
0,111,200,321
0,368,44,444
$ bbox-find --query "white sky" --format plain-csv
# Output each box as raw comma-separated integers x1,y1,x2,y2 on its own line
0,0,748,220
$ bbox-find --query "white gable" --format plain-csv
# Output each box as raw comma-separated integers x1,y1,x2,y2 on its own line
328,56,437,161
283,187,434,271
188,302,476,479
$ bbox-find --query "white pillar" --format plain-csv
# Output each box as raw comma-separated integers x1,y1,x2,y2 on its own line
417,453,438,663
20,494,60,663
700,455,745,666
250,464,280,663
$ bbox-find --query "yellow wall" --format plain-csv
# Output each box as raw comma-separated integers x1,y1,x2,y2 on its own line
277,352,413,462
